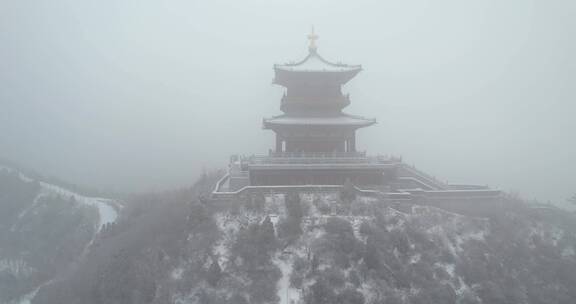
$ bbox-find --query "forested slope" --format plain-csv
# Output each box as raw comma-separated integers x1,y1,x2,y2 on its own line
0,167,118,304
25,173,576,304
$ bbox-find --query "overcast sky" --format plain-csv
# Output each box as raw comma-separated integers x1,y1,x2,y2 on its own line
0,0,574,205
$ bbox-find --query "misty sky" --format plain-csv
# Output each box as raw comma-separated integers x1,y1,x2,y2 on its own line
0,0,574,205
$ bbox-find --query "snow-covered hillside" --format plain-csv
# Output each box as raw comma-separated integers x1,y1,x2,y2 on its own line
182,193,486,303
10,171,575,304
1,166,119,232
167,191,576,304
0,166,120,304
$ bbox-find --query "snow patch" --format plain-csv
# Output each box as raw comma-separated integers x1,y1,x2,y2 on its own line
436,262,455,278
11,279,53,304
0,259,35,278
171,267,185,280
561,246,575,258
10,193,47,232
273,253,301,304
3,165,120,233
37,181,118,232
409,254,421,264
214,211,267,267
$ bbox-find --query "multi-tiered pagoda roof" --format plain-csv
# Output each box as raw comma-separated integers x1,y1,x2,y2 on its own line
265,32,375,145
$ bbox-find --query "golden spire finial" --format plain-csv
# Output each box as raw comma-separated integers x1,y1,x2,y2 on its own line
307,26,319,52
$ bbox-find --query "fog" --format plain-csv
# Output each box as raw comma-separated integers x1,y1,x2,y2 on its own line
0,0,574,205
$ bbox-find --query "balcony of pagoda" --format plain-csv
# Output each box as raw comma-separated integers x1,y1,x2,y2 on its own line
280,93,350,112
244,152,401,169
269,151,366,158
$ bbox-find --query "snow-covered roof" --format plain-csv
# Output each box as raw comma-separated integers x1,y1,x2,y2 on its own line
274,50,362,73
263,113,375,128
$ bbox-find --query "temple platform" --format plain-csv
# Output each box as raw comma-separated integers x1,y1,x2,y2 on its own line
212,153,500,202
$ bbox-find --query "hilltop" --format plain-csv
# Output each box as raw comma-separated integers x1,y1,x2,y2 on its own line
1,166,575,304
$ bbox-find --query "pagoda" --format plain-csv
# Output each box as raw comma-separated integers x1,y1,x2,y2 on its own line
247,29,394,187
265,29,373,155
212,30,500,202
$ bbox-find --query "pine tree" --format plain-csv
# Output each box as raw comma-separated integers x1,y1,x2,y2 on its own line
187,202,208,231
260,216,277,252
307,279,335,304
311,254,320,273
363,236,381,272
285,192,304,219
206,259,222,287
340,178,356,203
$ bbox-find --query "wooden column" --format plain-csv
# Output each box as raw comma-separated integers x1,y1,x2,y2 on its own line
276,135,283,153
349,133,356,152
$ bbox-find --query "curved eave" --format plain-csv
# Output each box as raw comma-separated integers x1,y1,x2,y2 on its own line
274,63,362,73
276,50,361,71
263,114,376,129
273,51,362,86
274,68,361,86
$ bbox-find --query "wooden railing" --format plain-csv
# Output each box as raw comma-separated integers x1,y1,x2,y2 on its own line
246,153,400,165
269,151,366,158
399,164,447,190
